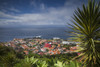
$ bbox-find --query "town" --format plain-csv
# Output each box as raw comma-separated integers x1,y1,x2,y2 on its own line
2,36,80,55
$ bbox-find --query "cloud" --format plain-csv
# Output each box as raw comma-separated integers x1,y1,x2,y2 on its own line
0,6,20,14
40,3,45,10
0,0,84,26
30,0,37,8
30,0,45,10
9,7,20,12
0,8,72,26
0,11,15,18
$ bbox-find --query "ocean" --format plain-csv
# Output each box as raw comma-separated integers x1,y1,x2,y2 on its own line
0,25,71,42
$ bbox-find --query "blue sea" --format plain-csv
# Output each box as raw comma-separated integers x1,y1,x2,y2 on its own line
0,25,71,42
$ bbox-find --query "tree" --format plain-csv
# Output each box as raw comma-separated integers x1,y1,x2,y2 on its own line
69,0,100,67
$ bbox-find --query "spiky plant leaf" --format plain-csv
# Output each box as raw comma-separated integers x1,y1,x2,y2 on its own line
69,0,100,67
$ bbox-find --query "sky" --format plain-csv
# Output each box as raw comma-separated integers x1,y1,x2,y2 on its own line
0,0,97,27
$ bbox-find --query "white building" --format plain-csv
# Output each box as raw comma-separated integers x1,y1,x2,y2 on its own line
62,41,80,45
53,37,60,40
62,41,70,44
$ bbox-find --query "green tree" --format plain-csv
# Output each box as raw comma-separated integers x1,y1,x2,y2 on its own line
69,0,100,67
0,45,19,67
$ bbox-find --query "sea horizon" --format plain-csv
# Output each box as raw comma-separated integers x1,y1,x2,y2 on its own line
0,25,71,42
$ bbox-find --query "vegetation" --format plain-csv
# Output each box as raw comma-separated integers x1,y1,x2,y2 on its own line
0,45,81,67
69,0,100,67
0,45,24,67
14,56,81,67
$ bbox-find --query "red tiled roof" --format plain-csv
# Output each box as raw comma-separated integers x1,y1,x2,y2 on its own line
21,45,29,49
44,43,51,48
38,52,44,55
24,51,28,54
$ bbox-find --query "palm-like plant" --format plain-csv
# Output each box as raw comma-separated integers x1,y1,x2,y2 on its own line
69,0,100,67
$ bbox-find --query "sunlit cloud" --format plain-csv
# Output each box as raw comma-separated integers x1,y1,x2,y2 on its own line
0,0,88,26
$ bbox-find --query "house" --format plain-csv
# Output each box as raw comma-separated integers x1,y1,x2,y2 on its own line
62,41,78,45
70,46,77,52
24,51,29,54
44,43,51,48
53,37,60,40
21,45,29,49
62,41,70,44
38,52,44,55
41,48,46,52
11,44,16,48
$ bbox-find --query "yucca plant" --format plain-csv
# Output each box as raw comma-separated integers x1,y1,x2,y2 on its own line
69,0,100,67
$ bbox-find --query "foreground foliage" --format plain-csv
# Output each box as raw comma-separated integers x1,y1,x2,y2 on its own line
14,56,81,67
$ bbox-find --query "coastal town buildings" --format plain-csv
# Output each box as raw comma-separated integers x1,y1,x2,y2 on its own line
2,38,79,55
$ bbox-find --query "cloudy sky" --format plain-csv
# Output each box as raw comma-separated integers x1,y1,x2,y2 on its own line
0,0,95,27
